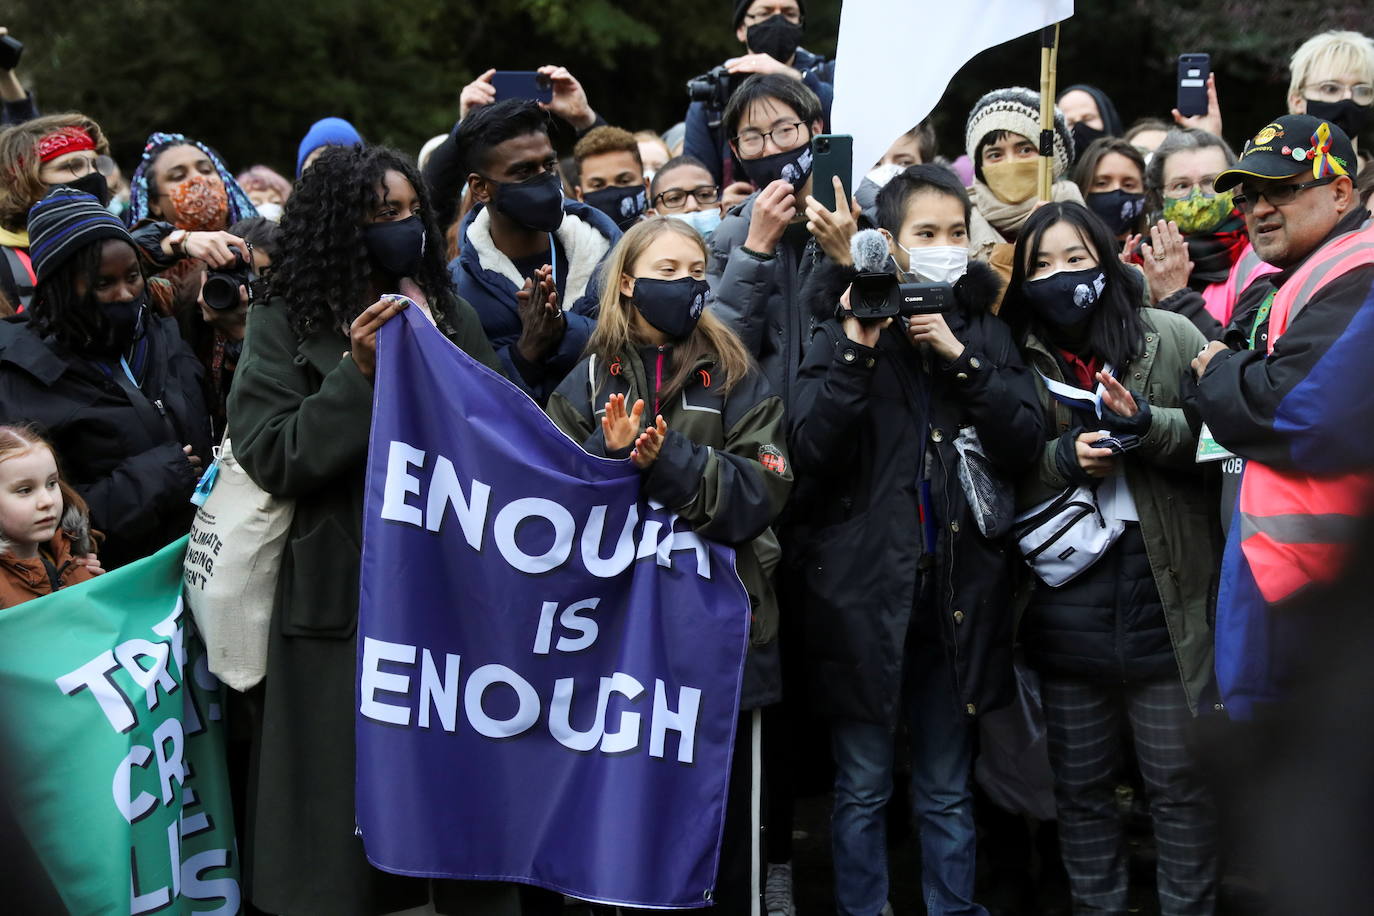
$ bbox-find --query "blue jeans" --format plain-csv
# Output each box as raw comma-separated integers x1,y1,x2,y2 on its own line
830,636,986,916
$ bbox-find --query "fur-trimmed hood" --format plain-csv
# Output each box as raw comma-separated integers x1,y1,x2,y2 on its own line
801,255,1005,326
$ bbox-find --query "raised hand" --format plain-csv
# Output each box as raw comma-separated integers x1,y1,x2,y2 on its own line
631,414,669,469
602,393,646,453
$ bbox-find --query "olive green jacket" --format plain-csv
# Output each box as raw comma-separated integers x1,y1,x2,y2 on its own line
227,296,506,915
1018,308,1220,713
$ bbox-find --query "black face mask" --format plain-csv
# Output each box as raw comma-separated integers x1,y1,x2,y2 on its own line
68,171,112,207
364,215,426,279
1305,98,1372,141
91,290,148,355
583,185,647,230
631,276,711,340
1085,189,1145,236
740,141,813,189
1071,121,1107,155
490,170,565,233
1021,267,1107,329
746,14,803,64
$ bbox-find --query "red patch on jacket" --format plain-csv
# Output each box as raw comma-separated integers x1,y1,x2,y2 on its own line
758,444,786,475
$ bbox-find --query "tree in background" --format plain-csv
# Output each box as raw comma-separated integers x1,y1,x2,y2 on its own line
7,1,1366,179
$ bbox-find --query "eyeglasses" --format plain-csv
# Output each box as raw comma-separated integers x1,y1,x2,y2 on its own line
41,154,113,181
742,6,802,25
1162,176,1220,199
1231,176,1335,211
733,121,807,158
653,184,721,210
1303,81,1374,106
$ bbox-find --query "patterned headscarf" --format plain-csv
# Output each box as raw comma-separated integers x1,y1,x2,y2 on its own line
126,132,258,227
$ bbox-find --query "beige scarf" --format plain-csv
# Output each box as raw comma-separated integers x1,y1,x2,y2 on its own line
967,179,1084,261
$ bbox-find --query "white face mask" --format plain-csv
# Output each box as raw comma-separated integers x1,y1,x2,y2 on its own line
864,162,906,191
256,201,284,222
902,244,969,285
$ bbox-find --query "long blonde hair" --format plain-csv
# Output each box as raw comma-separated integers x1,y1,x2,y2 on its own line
589,217,754,403
0,114,110,231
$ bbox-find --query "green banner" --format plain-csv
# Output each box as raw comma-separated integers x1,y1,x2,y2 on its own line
0,536,241,915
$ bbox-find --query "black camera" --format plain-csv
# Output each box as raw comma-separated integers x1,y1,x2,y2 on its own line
202,250,255,312
848,272,954,321
0,35,22,72
686,66,736,126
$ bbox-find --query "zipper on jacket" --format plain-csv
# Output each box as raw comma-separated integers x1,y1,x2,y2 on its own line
153,398,168,417
654,347,666,416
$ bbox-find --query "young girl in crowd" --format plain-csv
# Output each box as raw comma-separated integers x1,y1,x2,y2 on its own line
999,201,1219,916
545,216,792,914
0,424,102,607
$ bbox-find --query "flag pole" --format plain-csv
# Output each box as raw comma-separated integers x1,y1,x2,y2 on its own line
1038,23,1061,201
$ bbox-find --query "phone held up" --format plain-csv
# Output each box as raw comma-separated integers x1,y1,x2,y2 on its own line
0,34,22,71
491,71,553,105
810,134,853,212
1176,53,1210,118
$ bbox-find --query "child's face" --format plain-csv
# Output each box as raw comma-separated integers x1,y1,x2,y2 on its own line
0,447,62,559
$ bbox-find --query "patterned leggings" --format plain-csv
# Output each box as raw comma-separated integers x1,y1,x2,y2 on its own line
1040,678,1217,916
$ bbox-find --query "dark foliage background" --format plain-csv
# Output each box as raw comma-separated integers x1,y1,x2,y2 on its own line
9,1,1370,177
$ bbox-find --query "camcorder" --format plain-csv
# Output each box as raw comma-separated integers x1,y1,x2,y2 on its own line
202,249,259,312
848,272,954,321
685,66,737,127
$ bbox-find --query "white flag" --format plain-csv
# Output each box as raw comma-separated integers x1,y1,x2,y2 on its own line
831,0,1074,186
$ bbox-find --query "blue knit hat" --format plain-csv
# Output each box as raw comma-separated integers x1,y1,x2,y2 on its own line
296,117,363,176
27,187,137,284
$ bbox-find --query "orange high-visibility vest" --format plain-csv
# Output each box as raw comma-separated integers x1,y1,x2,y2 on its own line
1201,241,1280,325
1237,222,1374,604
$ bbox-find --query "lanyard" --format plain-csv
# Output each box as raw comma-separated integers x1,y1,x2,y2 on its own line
119,355,139,387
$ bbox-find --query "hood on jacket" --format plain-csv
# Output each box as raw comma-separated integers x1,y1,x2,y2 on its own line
455,198,621,305
801,253,1003,325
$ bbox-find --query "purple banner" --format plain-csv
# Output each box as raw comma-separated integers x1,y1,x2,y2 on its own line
356,308,750,908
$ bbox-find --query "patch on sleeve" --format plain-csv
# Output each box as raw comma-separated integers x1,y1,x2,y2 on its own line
758,443,787,475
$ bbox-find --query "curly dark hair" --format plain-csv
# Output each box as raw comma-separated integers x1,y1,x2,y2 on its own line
269,145,458,337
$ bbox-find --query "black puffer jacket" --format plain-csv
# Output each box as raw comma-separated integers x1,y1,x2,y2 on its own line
0,314,210,568
788,261,1044,725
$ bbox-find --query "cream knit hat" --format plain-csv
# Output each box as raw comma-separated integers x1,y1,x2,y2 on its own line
964,86,1074,179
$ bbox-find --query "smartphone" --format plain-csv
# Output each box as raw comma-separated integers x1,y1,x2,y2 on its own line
810,134,853,211
491,71,553,105
1176,53,1210,118
0,35,22,72
1091,434,1142,455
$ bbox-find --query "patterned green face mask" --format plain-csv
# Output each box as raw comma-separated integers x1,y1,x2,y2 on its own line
1162,187,1235,235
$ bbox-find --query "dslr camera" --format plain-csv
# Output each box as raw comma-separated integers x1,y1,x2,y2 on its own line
848,272,954,321
686,66,737,127
202,248,258,312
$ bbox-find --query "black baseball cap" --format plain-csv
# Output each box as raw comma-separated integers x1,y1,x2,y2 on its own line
1214,114,1355,193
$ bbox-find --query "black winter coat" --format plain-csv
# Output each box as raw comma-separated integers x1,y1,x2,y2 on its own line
0,315,210,568
788,261,1044,725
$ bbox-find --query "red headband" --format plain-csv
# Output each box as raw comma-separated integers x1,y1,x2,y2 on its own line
37,127,96,164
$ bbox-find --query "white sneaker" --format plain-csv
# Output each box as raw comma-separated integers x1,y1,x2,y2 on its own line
764,861,797,916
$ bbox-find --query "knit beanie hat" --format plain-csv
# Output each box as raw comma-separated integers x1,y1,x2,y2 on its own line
296,117,363,177
964,87,1075,180
27,187,137,285
733,0,806,27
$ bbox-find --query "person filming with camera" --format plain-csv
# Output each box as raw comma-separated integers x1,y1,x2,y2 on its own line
788,165,1042,916
683,0,835,205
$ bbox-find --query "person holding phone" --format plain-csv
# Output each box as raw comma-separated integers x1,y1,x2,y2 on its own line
789,165,1042,916
1000,201,1219,916
448,98,622,405
423,64,604,232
